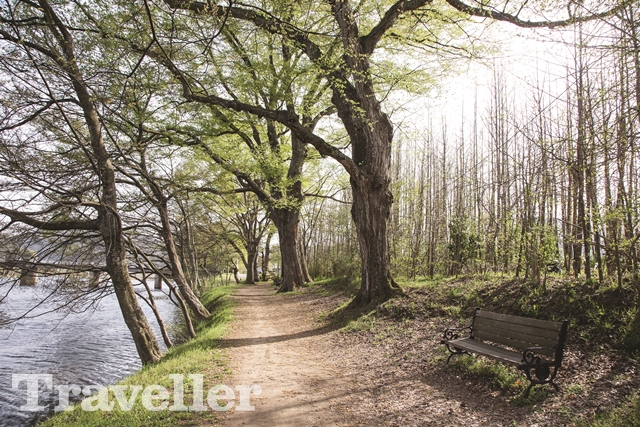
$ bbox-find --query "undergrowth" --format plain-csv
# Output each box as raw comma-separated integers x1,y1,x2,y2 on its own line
586,393,640,427
311,273,640,425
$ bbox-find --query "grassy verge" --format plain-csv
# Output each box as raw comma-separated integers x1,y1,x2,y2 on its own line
385,273,640,352
40,284,238,427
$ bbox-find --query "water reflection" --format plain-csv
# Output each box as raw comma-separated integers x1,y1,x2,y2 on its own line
0,278,176,427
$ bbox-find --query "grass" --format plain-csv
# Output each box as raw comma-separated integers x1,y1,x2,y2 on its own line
309,276,361,298
393,273,640,353
586,393,640,427
40,284,238,427
342,310,377,332
446,354,554,406
448,354,524,393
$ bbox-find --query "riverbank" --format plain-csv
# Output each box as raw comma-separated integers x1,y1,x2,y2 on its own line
40,284,238,427
0,280,177,427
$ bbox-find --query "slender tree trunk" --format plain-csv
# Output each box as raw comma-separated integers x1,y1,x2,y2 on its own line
261,232,272,281
136,156,211,321
157,200,210,320
232,261,241,284
298,237,312,283
575,29,592,281
139,277,173,348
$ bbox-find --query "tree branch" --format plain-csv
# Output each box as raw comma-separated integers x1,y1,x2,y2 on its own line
361,0,435,54
444,0,637,28
0,206,99,230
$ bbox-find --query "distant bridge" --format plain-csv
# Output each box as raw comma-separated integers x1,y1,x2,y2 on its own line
0,260,172,288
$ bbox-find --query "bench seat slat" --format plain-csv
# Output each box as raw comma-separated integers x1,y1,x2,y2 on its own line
475,310,563,331
472,331,556,357
473,317,561,341
444,338,525,365
472,323,560,348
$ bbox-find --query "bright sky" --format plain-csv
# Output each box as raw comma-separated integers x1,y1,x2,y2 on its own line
389,19,582,145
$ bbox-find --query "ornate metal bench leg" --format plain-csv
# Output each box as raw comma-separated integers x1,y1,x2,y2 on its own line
524,382,535,398
444,345,468,364
446,352,466,364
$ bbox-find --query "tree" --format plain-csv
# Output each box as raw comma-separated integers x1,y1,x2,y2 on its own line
145,16,328,292
152,0,636,306
218,193,271,284
0,1,161,364
99,80,212,320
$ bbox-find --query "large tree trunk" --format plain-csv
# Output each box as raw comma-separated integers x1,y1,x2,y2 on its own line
101,218,162,364
271,207,307,292
245,245,259,284
349,176,402,306
39,0,163,365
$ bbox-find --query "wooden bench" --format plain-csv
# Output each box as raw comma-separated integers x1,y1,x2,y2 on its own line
441,308,569,397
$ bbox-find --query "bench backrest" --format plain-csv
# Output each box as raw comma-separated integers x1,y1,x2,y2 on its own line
471,309,568,361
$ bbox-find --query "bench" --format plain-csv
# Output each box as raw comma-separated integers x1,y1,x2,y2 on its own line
441,308,569,397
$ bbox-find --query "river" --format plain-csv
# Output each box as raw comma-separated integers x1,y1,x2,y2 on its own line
0,279,177,427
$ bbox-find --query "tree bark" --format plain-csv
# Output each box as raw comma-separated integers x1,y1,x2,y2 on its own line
245,245,259,284
261,232,272,281
298,237,312,283
157,199,211,320
349,176,402,306
133,152,211,321
232,261,241,284
37,0,162,365
262,130,311,291
271,207,307,292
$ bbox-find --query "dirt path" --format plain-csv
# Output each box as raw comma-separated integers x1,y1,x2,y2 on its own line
218,284,355,427
211,282,635,427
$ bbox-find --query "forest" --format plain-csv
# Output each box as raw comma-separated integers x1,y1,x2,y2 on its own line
0,0,638,398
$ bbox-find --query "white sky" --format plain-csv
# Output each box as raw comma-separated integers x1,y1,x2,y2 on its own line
387,19,583,144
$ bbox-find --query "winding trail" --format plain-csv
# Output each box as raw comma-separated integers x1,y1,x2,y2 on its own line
218,283,355,426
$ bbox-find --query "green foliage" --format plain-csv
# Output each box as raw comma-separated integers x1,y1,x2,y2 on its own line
380,298,419,319
342,311,377,332
395,274,640,355
449,354,553,405
537,225,561,270
621,307,640,355
449,355,524,393
448,216,480,275
311,276,361,298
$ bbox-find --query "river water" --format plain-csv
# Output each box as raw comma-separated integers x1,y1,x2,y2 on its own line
0,279,176,426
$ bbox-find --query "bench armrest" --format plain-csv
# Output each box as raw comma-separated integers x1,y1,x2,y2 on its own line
521,346,557,364
442,325,472,341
